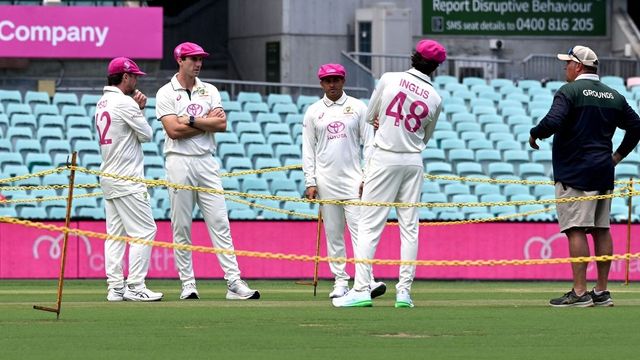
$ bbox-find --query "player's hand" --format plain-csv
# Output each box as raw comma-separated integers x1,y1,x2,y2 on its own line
133,89,147,110
359,182,364,198
304,186,318,200
612,152,623,165
528,135,539,150
210,107,225,118
373,117,379,130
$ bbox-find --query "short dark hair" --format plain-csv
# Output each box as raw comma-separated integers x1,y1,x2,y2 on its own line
108,73,124,86
583,65,598,74
411,52,440,76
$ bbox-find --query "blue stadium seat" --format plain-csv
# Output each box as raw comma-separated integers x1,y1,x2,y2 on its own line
39,115,65,132
6,103,31,120
61,105,87,120
44,139,72,159
244,102,269,114
227,111,253,130
434,75,458,88
236,92,263,105
33,104,60,120
215,132,240,145
239,133,266,146
256,112,281,127
146,167,166,180
283,202,315,219
487,162,515,178
475,149,501,169
496,140,521,152
267,134,293,146
219,91,230,102
221,177,240,191
264,123,291,137
52,92,79,108
518,163,546,179
67,116,93,130
474,183,501,197
422,148,446,163
36,128,64,147
468,139,494,151
77,207,105,219
67,128,93,147
0,89,22,106
504,92,528,102
503,184,530,198
255,157,282,170
225,157,253,172
270,178,298,195
267,94,294,109
218,143,246,162
274,144,301,163
450,112,475,127
435,121,452,131
439,138,465,152
477,114,503,128
143,155,164,171
444,97,465,107
272,103,299,116
456,162,484,177
284,113,304,127
443,104,467,117
14,139,41,157
502,107,527,117
20,207,49,219
519,204,554,221
517,80,542,92
444,183,470,198
448,148,474,166
463,77,485,87
601,76,624,87
433,130,458,145
470,98,494,108
490,78,513,89
235,122,262,137
246,143,274,162
145,97,156,109
506,114,532,129
241,178,269,193
460,131,486,143
2,164,29,179
453,90,475,102
296,95,319,112
426,162,453,175
0,152,24,171
141,142,160,157
223,101,242,112
80,94,102,111
229,208,257,220
545,81,565,93
456,122,482,133
615,164,638,180
422,181,440,194
444,83,466,93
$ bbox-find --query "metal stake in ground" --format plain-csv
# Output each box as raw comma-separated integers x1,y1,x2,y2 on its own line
312,208,323,296
34,152,78,319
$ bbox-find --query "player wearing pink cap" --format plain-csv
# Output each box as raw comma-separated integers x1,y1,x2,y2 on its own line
333,40,446,308
99,57,163,302
302,63,386,299
155,42,259,300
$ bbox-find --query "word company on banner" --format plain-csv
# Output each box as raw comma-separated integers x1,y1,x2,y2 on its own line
423,0,607,36
0,5,163,59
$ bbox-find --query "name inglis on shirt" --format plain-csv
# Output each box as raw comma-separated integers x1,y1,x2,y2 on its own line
399,78,430,100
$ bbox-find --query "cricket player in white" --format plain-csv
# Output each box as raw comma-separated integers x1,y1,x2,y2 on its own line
303,63,386,299
333,39,446,308
99,57,163,302
156,42,259,300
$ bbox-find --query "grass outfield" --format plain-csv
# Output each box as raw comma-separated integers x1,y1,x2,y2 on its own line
1,280,640,359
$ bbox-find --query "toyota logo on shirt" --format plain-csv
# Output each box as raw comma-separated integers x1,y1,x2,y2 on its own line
327,121,347,140
327,121,345,134
186,103,203,116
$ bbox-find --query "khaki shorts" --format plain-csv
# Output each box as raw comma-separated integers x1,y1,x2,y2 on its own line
555,183,611,233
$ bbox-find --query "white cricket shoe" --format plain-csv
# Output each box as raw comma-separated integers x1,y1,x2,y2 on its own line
370,281,387,299
395,288,414,308
107,286,125,302
180,282,200,300
226,279,260,300
124,284,163,302
329,285,349,299
332,289,372,307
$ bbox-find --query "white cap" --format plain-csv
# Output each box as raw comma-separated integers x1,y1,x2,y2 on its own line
557,45,599,67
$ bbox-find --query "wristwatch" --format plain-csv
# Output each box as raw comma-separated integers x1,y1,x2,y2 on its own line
188,115,195,127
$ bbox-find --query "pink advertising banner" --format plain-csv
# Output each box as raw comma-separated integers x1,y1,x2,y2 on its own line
0,6,163,59
1,221,639,281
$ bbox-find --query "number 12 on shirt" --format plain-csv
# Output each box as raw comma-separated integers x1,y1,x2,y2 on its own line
385,91,429,133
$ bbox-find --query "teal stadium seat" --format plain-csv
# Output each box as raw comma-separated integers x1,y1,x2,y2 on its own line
296,95,319,112
267,94,294,109
256,112,281,127
61,105,87,120
52,92,79,108
246,143,274,162
227,111,253,130
244,102,269,114
80,94,102,111
39,115,65,132
236,92,262,105
223,101,242,112
239,133,266,146
67,116,93,130
272,103,298,116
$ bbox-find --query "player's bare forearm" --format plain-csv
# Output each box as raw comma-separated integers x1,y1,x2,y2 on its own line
161,115,204,139
192,108,227,132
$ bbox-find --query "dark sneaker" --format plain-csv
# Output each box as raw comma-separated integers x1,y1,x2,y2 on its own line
549,289,593,307
589,289,614,307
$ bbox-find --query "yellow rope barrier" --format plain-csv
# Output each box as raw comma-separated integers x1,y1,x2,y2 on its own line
0,215,637,267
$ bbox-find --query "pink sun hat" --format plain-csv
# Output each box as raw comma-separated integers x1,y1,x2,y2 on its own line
415,39,447,64
317,63,346,79
108,57,146,76
174,42,210,61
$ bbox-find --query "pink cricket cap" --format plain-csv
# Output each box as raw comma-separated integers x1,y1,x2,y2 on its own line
317,63,346,79
108,57,146,76
415,39,447,64
174,42,210,61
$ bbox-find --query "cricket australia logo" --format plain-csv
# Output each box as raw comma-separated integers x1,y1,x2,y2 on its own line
97,99,107,109
186,103,203,116
327,121,346,140
523,233,565,259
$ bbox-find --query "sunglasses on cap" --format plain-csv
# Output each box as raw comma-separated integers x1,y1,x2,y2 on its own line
567,48,583,65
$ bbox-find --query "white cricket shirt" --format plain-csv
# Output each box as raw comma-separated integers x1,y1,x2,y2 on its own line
96,86,152,199
155,74,223,156
302,92,373,200
366,68,442,157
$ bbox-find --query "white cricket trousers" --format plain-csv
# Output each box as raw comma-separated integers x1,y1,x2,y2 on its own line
321,203,360,287
166,154,241,284
104,191,157,289
353,148,423,292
